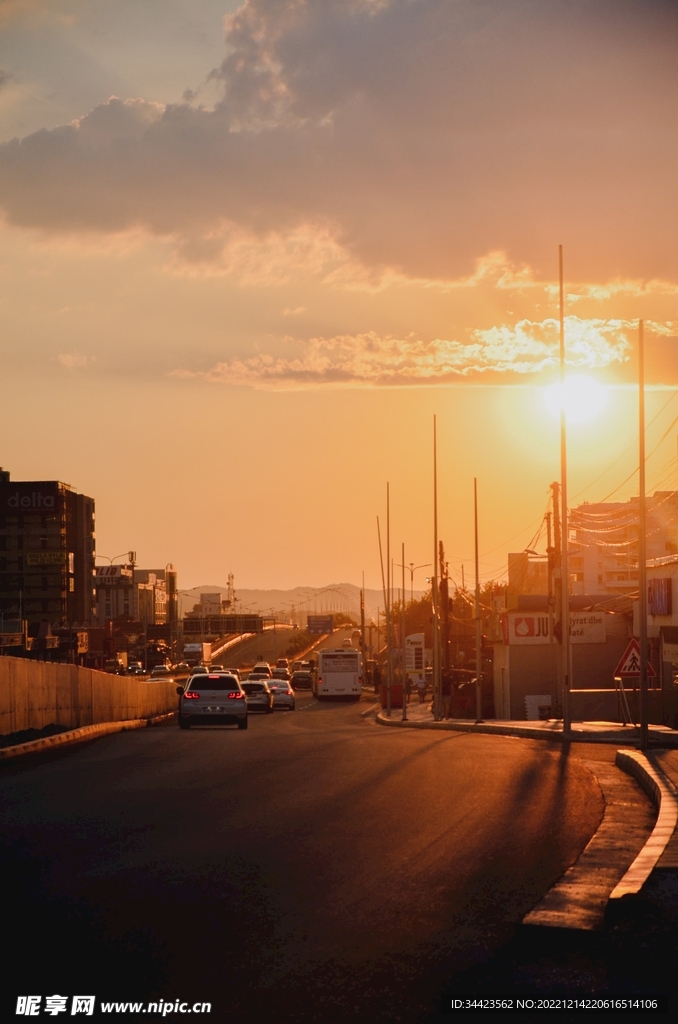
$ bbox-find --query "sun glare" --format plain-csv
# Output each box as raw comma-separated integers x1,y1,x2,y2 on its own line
543,374,608,424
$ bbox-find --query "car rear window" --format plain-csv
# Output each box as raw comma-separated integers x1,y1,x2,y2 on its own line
243,683,265,693
190,677,239,691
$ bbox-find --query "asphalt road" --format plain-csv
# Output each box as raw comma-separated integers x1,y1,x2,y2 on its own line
0,695,603,1022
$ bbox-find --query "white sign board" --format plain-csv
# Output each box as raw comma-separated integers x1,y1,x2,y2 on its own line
504,612,606,645
662,638,678,665
405,633,425,683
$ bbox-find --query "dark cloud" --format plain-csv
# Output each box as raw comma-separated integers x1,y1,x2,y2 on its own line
0,0,676,280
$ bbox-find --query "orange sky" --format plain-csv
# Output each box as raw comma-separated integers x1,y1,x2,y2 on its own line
1,1,677,591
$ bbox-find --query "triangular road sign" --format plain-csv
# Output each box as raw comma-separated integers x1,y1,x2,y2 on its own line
614,638,656,678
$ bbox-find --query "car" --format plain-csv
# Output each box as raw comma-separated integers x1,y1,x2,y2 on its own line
150,665,172,678
272,667,291,681
342,637,353,648
276,657,290,670
223,667,241,680
241,680,274,713
290,670,312,690
177,672,247,730
352,629,361,639
292,660,303,674
252,661,272,677
268,681,296,710
190,665,209,675
174,662,191,675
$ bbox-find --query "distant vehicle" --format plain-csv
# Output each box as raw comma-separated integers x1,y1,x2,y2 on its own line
183,642,211,667
104,658,126,675
224,668,241,680
290,670,312,690
313,649,362,701
177,672,247,730
241,680,274,713
150,665,172,678
352,629,361,639
292,660,303,674
189,665,209,677
252,661,272,677
174,662,191,675
276,658,290,670
342,638,353,648
268,681,295,711
272,667,291,681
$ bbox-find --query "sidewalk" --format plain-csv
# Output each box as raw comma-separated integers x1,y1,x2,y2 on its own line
373,695,678,940
374,699,678,747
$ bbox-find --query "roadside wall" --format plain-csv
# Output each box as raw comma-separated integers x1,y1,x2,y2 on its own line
0,656,177,736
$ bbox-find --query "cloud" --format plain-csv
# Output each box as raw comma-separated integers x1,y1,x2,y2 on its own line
57,351,91,369
0,0,677,282
174,316,634,390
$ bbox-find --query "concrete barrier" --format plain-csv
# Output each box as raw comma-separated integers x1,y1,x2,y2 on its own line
0,656,178,736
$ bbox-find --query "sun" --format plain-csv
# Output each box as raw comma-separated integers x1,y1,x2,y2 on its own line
543,374,608,424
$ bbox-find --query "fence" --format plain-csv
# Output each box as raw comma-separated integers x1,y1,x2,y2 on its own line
0,656,178,736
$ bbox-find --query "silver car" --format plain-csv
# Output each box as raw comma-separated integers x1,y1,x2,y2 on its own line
268,681,296,711
241,680,274,713
177,673,248,730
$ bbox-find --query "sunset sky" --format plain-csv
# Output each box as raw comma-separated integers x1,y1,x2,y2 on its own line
1,0,677,593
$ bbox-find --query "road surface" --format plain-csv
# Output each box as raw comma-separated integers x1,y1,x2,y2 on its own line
0,693,603,1022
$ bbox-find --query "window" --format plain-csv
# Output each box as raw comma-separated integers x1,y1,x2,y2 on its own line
649,578,672,616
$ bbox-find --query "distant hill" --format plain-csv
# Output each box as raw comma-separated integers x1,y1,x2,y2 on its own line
178,583,424,624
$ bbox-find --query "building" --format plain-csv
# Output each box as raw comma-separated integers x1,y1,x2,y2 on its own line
569,492,678,599
93,565,169,626
0,467,95,629
492,595,633,721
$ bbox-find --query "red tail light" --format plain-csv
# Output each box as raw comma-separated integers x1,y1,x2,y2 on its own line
183,691,199,699
228,692,244,699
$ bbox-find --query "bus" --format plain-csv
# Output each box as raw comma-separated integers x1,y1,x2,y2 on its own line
313,648,362,701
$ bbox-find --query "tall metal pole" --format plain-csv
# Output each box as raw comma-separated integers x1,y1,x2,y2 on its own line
474,478,483,723
386,483,392,717
638,320,648,750
360,570,366,697
559,245,571,735
402,543,407,721
432,416,441,720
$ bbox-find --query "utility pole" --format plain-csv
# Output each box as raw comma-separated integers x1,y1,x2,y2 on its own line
386,484,392,716
401,543,407,721
551,481,562,717
432,416,441,720
474,478,483,723
546,509,556,715
558,246,571,735
639,320,648,750
360,571,366,697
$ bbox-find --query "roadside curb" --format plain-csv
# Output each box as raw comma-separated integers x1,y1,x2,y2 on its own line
610,749,678,898
374,709,678,746
375,711,563,742
0,712,176,761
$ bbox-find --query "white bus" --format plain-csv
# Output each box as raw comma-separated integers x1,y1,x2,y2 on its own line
313,649,362,701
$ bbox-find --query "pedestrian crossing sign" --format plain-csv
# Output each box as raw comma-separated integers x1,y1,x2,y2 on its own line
613,638,656,678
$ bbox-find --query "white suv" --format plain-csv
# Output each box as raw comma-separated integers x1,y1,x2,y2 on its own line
178,673,248,730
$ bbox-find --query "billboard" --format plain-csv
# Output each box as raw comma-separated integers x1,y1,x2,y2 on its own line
307,615,334,634
501,612,606,645
26,551,67,566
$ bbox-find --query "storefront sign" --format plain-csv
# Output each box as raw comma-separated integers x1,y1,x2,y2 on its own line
502,612,606,645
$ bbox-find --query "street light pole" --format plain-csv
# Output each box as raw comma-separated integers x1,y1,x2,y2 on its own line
432,415,441,721
639,320,648,750
559,245,571,736
474,478,483,723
